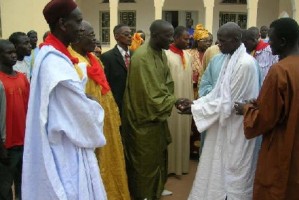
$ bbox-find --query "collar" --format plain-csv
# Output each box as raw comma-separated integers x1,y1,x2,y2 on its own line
117,45,130,58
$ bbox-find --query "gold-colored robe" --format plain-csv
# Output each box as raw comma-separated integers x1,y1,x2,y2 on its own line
69,47,131,200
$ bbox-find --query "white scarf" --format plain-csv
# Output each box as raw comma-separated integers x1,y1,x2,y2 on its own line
194,43,247,129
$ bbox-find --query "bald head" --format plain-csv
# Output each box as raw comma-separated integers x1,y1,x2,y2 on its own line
218,22,242,41
72,20,96,55
150,20,172,35
247,27,260,40
82,20,92,33
217,22,242,54
242,27,260,53
149,20,174,50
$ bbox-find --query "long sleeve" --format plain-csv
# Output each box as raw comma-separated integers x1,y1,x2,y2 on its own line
47,80,106,148
192,55,259,132
127,49,176,125
243,64,286,139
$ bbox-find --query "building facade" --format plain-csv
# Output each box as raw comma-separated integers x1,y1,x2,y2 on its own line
1,0,298,52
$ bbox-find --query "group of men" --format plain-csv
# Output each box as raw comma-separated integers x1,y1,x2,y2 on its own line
0,0,299,199
177,18,299,200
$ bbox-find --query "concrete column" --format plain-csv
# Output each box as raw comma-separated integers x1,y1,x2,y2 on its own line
247,0,259,28
109,0,119,48
154,0,165,20
291,0,299,22
203,0,215,32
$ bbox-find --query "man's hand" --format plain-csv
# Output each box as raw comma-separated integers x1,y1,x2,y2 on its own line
175,98,193,115
234,101,246,115
234,99,257,115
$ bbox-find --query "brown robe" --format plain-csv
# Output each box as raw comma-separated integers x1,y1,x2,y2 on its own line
243,55,299,200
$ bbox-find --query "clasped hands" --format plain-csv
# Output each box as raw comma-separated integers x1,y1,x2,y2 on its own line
175,98,193,115
234,99,257,115
174,98,257,115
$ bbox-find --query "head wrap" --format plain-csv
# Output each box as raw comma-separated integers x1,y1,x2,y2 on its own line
43,0,77,24
193,24,209,40
129,33,144,51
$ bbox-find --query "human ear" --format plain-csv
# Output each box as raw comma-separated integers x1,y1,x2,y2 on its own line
58,18,67,32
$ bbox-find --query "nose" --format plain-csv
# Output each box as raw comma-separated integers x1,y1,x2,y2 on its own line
12,52,17,59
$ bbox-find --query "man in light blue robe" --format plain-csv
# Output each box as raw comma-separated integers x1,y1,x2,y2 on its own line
198,52,262,155
199,53,225,97
188,22,261,200
22,1,107,200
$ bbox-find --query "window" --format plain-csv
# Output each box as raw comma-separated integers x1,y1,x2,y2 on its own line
221,0,247,4
99,12,110,45
219,12,247,29
119,11,136,33
99,11,136,45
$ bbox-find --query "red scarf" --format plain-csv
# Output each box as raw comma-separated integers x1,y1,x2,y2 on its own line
86,53,111,95
254,40,269,57
169,44,186,69
40,33,79,64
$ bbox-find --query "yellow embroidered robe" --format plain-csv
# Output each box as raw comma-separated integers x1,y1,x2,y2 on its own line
69,47,131,200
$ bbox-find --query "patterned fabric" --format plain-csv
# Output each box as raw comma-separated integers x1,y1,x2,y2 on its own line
253,43,279,82
125,52,130,68
193,24,209,41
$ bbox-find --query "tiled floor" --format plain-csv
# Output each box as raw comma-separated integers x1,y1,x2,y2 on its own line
161,159,198,200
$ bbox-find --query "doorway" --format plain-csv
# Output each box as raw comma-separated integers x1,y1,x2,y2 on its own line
163,11,179,28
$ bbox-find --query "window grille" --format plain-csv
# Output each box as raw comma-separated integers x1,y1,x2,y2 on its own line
99,11,136,45
99,11,110,45
219,12,247,29
119,11,136,33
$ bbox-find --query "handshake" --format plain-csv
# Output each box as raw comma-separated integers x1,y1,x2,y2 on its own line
175,98,193,115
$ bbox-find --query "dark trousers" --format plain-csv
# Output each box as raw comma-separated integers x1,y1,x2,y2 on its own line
0,146,23,200
0,162,13,200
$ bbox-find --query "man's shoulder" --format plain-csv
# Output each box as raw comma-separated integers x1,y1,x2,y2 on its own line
131,44,149,59
240,52,256,64
101,46,118,57
36,46,79,80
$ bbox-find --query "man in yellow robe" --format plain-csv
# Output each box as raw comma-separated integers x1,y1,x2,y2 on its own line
69,21,130,200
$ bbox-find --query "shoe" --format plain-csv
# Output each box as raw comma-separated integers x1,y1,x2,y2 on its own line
162,189,173,196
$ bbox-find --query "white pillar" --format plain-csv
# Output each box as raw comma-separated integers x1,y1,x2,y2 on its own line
291,0,299,22
203,0,215,32
109,0,119,48
154,0,165,20
247,0,259,28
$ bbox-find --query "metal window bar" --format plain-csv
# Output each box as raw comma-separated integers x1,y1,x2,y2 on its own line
219,12,247,29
